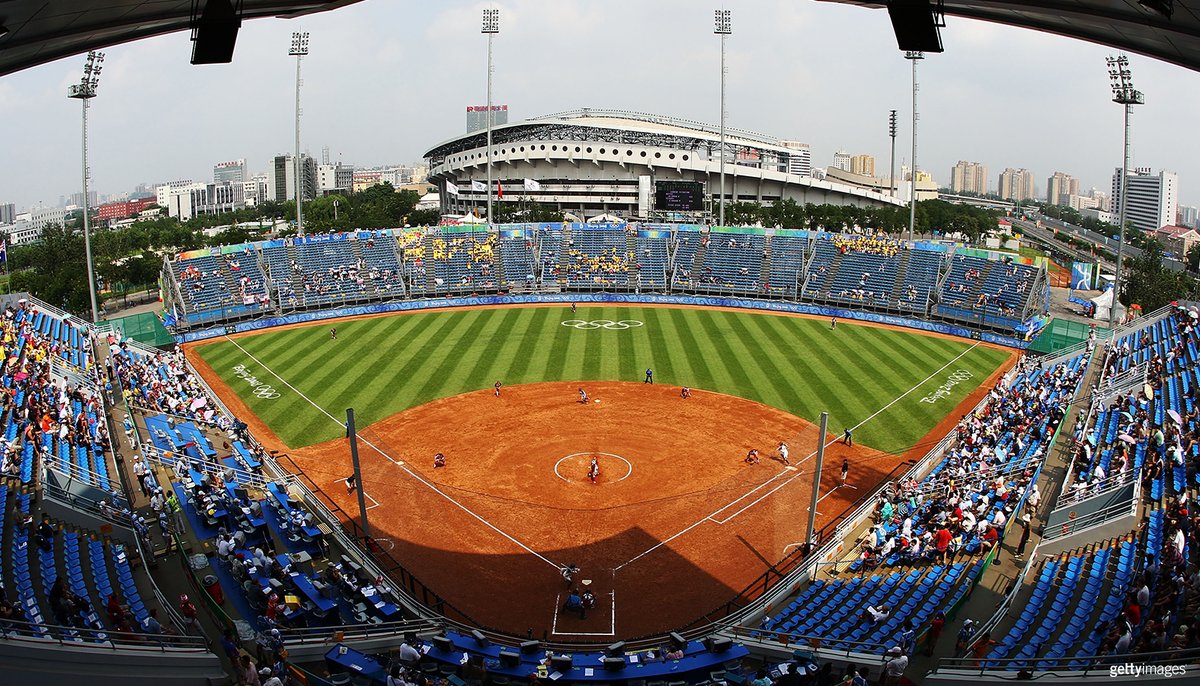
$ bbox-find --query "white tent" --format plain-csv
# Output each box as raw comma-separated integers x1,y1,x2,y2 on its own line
586,213,624,224
1090,288,1127,322
561,212,583,223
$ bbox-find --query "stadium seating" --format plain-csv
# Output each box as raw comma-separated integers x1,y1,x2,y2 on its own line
496,231,537,290
691,231,767,294
557,225,633,290
421,229,499,294
172,253,237,314
162,224,1048,337
633,230,671,291
763,233,810,298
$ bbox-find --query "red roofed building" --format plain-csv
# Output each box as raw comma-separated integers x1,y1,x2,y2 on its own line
1155,225,1200,258
96,197,158,223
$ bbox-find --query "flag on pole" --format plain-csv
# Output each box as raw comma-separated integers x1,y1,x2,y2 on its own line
496,181,504,198
0,240,6,264
523,178,542,192
471,180,486,192
163,304,180,328
446,181,460,196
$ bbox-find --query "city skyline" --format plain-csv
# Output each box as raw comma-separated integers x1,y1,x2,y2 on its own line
1,0,1198,214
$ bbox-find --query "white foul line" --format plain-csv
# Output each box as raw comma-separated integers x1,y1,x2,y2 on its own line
616,341,983,570
223,335,561,571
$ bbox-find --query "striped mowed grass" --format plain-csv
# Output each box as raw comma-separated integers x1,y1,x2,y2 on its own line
193,305,1012,451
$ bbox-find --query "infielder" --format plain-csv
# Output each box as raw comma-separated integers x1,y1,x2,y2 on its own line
778,442,790,465
588,456,600,483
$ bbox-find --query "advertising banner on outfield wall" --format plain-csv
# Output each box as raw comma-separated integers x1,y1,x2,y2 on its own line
176,293,1030,349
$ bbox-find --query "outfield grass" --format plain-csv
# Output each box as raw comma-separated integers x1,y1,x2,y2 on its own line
193,305,1012,451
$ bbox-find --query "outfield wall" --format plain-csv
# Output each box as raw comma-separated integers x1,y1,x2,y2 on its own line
174,293,1030,348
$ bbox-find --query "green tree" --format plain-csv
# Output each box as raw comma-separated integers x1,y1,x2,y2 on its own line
9,223,92,315
1121,238,1196,311
407,208,441,226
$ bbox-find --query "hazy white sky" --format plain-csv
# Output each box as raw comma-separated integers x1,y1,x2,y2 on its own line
2,0,1199,212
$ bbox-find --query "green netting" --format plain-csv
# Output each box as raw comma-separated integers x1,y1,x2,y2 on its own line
1027,317,1095,355
110,311,176,348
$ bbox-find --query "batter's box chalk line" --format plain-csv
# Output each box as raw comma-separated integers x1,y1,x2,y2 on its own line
336,477,382,510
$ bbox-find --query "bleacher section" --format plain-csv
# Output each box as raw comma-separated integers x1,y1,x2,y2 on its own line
559,224,633,290
691,230,767,294
764,233,810,298
164,224,1047,336
757,352,1087,655
496,231,537,290
172,253,237,315
420,229,498,294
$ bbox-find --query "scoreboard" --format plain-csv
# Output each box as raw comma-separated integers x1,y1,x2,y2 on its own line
655,181,705,212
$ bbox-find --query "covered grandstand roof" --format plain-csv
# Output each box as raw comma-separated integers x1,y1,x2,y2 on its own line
0,0,364,77
822,1,1200,73
423,108,796,162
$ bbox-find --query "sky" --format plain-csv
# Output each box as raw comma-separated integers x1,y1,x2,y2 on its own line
2,0,1200,212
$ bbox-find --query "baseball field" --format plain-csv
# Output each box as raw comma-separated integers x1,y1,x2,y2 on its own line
186,303,1015,639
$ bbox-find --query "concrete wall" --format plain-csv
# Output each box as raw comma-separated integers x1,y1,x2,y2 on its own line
0,639,225,685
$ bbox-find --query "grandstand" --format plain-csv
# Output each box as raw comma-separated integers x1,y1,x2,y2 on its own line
11,284,1200,685
160,223,1050,336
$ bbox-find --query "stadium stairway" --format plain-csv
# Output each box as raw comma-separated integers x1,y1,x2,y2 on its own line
818,252,844,295
890,251,912,305
690,237,708,287
557,225,573,288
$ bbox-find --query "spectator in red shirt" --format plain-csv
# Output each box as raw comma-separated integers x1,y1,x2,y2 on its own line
934,526,953,565
1125,595,1142,628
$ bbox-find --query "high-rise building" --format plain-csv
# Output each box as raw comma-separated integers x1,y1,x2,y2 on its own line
68,191,98,208
165,182,245,221
243,174,269,207
156,180,195,209
466,104,508,133
779,141,811,177
849,154,875,177
0,203,14,225
998,168,1036,202
831,151,852,172
1181,205,1199,229
1046,171,1080,206
950,161,988,195
214,159,247,185
1111,167,1179,233
268,154,318,203
318,163,355,194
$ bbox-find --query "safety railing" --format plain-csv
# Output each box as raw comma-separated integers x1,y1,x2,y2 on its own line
0,616,209,652
1041,498,1139,542
932,645,1200,677
1056,469,1138,509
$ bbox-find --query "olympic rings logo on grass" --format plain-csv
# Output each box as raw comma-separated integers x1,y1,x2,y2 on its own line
560,319,645,330
919,368,974,404
232,363,281,400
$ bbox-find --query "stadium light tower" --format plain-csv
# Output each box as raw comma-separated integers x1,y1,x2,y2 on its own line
67,50,104,322
714,8,731,227
483,8,500,225
905,51,923,241
888,109,898,199
289,31,309,235
1106,55,1144,329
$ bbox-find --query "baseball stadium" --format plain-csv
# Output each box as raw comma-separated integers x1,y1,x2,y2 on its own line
3,2,1200,686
